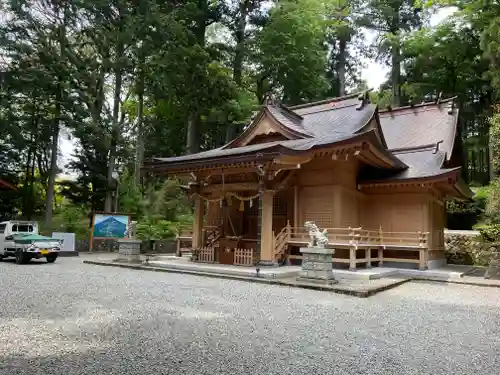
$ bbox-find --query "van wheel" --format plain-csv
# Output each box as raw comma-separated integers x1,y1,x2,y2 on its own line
46,255,57,263
15,251,27,265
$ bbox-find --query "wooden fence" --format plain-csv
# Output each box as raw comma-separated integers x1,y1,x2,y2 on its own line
234,248,255,266
196,247,215,263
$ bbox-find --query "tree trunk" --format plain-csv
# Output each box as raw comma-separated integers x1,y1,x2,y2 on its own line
44,5,66,227
44,106,60,226
134,56,145,185
28,149,36,221
337,37,347,96
186,113,199,154
226,1,248,143
185,0,208,153
22,138,34,218
105,42,124,212
391,37,401,107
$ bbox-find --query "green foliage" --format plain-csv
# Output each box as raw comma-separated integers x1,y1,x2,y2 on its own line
484,177,500,223
136,219,178,241
489,105,500,175
446,186,488,215
253,0,330,104
1,0,499,221
478,224,500,243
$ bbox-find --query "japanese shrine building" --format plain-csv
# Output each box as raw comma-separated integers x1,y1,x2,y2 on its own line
143,92,472,270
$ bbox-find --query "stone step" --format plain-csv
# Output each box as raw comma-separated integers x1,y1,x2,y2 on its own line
181,252,193,258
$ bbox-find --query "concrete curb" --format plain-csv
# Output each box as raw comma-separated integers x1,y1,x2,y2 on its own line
411,277,500,288
82,260,410,298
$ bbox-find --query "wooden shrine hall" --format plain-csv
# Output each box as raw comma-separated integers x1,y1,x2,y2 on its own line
143,92,472,270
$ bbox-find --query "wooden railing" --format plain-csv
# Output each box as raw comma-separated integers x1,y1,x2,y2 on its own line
273,223,291,260
234,248,255,266
277,225,430,269
286,226,428,248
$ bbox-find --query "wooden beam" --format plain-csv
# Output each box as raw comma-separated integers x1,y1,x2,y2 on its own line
273,170,296,191
200,182,259,194
274,154,313,165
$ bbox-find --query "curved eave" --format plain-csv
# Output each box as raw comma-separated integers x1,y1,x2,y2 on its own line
451,177,474,200
355,130,407,169
223,106,311,149
143,130,408,175
372,109,389,149
143,153,279,174
446,107,460,162
359,167,472,199
271,130,406,169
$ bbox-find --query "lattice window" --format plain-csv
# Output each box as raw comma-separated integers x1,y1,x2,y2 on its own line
273,194,288,216
205,201,223,227
301,188,334,228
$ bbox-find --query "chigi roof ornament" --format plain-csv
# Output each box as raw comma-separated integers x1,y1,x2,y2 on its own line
356,89,371,110
448,99,456,115
264,94,279,106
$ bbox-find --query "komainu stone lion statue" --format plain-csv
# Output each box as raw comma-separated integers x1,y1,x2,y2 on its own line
304,221,328,248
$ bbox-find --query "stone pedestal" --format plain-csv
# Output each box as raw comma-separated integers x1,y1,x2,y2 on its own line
297,247,337,285
114,239,142,264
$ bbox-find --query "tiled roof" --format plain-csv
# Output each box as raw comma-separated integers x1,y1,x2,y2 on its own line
155,93,377,164
360,147,453,182
359,146,473,200
378,99,458,160
149,94,464,190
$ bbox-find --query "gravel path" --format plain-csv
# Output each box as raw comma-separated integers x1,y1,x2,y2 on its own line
1,256,500,375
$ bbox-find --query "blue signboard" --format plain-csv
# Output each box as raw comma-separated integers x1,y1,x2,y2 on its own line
92,213,130,239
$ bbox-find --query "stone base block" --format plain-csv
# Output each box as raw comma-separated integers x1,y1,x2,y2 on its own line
298,246,337,284
115,239,142,264
258,260,279,267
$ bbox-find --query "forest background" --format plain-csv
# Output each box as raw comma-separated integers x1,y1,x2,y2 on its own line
2,0,500,240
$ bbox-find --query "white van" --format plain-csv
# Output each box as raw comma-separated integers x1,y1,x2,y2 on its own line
0,221,60,264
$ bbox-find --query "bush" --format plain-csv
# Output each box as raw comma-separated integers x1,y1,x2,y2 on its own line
478,224,500,242
136,218,178,241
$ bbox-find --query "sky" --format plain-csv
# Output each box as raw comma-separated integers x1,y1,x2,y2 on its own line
59,7,456,179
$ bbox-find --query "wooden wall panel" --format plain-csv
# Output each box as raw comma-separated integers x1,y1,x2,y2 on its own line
299,186,335,228
339,187,360,227
360,193,429,232
298,158,358,188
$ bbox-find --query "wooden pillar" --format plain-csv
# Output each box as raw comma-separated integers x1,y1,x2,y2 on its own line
418,231,428,270
419,248,428,270
365,248,371,269
259,190,276,266
192,196,204,249
349,247,356,271
293,185,299,228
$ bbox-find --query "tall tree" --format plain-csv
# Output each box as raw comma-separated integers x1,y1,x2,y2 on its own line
359,0,423,106
253,0,329,105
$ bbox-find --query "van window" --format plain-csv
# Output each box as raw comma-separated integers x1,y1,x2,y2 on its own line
12,224,33,233
0,224,6,233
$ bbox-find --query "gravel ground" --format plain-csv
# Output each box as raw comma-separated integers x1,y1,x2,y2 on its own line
1,256,500,375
